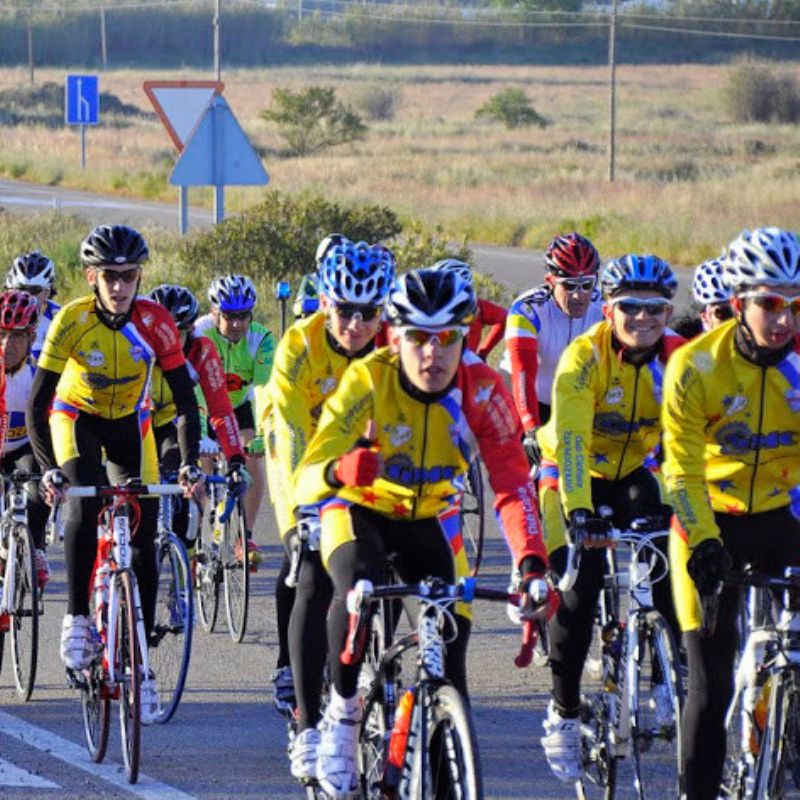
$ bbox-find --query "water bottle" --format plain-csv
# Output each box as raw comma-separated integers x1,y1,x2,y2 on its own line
383,688,415,796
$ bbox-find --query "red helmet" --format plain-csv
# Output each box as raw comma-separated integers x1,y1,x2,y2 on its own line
545,232,600,278
0,290,40,331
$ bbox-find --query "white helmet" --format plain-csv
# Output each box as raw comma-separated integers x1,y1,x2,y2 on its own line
724,227,800,290
692,258,732,305
318,241,395,305
429,259,473,286
7,250,55,292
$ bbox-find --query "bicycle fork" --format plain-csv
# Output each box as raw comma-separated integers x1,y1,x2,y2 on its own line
105,572,151,685
609,612,637,757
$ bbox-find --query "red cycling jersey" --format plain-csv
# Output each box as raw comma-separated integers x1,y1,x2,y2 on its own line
467,298,507,359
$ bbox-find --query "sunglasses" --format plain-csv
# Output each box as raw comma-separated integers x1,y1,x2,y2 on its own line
739,292,800,316
611,297,673,317
334,303,381,322
96,267,141,284
402,328,466,348
220,310,252,322
553,276,596,293
19,286,45,297
710,303,734,321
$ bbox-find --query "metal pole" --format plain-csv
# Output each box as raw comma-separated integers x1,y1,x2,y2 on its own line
280,299,287,336
27,13,34,84
212,99,224,223
179,186,188,234
80,125,86,170
100,7,108,71
608,0,618,183
213,0,221,82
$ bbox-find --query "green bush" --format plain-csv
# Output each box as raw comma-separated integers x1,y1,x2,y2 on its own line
352,84,402,122
724,61,800,124
260,86,367,157
475,88,549,130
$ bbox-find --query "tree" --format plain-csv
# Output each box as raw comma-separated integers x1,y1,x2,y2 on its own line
475,88,549,130
260,85,367,157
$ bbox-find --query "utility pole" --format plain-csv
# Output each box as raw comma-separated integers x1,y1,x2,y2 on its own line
214,0,221,82
100,6,108,71
27,11,34,84
608,0,618,183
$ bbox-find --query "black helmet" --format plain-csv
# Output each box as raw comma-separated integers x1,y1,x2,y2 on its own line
80,225,149,267
385,267,476,328
148,284,199,330
7,250,56,292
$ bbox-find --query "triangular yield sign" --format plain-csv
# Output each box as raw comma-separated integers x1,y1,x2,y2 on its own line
143,80,224,151
170,95,269,187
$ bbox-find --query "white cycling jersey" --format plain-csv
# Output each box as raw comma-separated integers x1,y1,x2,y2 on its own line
32,300,60,364
4,355,36,454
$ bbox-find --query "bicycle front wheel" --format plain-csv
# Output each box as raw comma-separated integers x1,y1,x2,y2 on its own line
630,610,684,799
222,499,249,643
10,524,39,700
359,682,390,800
81,660,110,763
149,533,193,724
194,510,220,633
461,459,485,577
114,570,141,784
424,683,483,800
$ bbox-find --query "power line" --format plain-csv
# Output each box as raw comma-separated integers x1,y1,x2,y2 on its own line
621,21,800,43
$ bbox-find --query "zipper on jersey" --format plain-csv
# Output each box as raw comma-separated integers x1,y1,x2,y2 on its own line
747,367,768,513
413,405,430,518
110,331,118,418
614,364,641,482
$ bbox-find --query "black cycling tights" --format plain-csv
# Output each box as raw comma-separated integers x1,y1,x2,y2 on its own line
682,507,800,800
62,413,158,636
547,467,678,716
326,506,470,702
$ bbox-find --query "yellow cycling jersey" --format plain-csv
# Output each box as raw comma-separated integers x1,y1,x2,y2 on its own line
662,320,800,550
39,295,184,420
257,311,364,538
538,321,684,516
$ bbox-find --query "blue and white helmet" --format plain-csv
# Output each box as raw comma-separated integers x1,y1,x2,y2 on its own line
208,274,257,312
385,267,476,328
315,233,349,268
600,254,677,300
692,258,732,305
318,241,395,305
724,227,800,290
429,258,473,287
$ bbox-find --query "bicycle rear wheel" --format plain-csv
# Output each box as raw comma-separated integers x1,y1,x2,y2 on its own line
115,570,141,784
461,459,485,577
424,683,483,800
82,660,111,763
222,499,249,643
10,524,39,700
195,507,220,633
630,610,684,799
149,533,193,724
359,682,390,800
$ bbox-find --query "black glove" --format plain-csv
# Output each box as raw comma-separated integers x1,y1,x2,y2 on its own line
522,430,542,468
516,556,549,621
226,458,252,499
687,538,733,596
568,508,612,547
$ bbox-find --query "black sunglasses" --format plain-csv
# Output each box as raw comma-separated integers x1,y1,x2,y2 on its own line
97,267,141,284
220,310,252,322
710,304,734,321
19,286,45,297
334,303,381,322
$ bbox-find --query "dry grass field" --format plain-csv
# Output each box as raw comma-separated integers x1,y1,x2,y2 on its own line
1,61,799,264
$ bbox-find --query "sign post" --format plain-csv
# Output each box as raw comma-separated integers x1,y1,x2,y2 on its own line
65,75,99,170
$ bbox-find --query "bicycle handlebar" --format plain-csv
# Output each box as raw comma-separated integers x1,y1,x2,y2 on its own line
65,484,186,499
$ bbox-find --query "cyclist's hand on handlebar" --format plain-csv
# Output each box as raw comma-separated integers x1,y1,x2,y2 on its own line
225,458,251,499
42,468,69,506
568,508,613,549
687,537,733,596
178,464,205,500
516,556,550,621
198,435,219,456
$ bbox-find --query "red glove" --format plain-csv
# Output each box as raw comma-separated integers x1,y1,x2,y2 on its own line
334,448,381,487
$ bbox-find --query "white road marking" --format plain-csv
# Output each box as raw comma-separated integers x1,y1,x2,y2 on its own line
0,710,198,799
0,756,59,788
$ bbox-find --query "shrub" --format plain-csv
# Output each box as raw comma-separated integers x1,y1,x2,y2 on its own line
724,61,800,124
475,88,549,130
260,86,367,157
352,84,402,122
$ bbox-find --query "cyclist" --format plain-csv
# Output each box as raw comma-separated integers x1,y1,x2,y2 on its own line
26,225,201,724
663,227,800,800
293,266,547,799
535,254,683,783
292,272,320,320
5,250,60,362
258,238,394,780
0,290,50,592
195,274,274,568
148,284,250,546
430,258,507,359
692,256,734,333
501,232,604,465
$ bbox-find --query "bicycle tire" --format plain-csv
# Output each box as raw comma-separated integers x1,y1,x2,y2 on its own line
424,683,483,800
576,692,619,800
720,681,755,800
149,533,193,724
81,659,111,763
359,682,390,800
222,498,249,643
195,504,220,633
115,570,141,784
461,459,485,577
630,609,684,800
9,524,38,701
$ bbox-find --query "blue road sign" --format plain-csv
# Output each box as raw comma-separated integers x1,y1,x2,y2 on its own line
65,75,99,125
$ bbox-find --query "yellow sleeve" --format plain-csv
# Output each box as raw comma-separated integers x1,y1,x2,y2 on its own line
553,336,599,515
293,360,375,509
661,350,719,549
38,303,78,373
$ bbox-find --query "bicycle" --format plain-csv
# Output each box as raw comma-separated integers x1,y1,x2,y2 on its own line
346,575,552,800
0,470,45,701
559,519,684,800
715,567,800,799
64,480,185,785
193,470,249,642
147,479,198,723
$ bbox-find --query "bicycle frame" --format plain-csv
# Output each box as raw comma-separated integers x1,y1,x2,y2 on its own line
0,473,36,616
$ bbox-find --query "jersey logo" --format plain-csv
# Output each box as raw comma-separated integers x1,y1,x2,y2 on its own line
129,346,145,363
226,373,244,392
82,372,137,391
605,386,624,405
86,349,105,367
716,421,798,454
388,424,412,447
473,384,492,405
786,388,800,413
319,377,337,395
722,394,748,416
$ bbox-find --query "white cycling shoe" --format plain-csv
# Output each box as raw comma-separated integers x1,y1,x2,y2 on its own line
316,690,362,799
541,700,582,784
140,671,161,725
291,727,321,781
60,614,93,671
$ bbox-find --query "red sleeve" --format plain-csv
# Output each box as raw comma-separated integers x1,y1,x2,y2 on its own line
0,362,6,456
507,335,539,431
190,337,245,462
133,300,186,372
661,331,687,362
476,300,507,358
460,360,547,569
374,323,390,349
